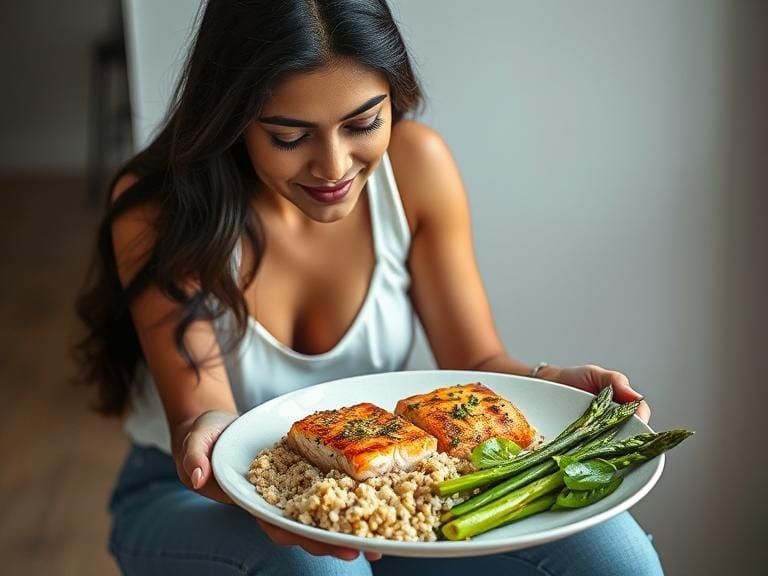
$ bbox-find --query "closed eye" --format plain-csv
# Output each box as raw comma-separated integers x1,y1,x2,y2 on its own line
269,115,385,151
270,133,307,151
346,115,385,135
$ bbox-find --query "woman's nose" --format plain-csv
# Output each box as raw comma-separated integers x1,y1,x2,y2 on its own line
309,135,353,182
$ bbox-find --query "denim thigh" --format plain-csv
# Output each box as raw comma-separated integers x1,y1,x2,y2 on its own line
109,446,662,576
109,445,373,576
373,512,663,576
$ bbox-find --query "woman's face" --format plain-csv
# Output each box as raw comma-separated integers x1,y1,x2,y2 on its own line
243,60,392,224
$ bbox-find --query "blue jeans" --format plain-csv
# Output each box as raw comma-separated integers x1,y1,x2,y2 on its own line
109,446,664,575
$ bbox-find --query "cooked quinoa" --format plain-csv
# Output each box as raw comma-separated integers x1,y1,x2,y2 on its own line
247,438,473,541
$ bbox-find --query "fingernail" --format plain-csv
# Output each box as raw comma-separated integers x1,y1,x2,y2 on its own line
191,467,203,489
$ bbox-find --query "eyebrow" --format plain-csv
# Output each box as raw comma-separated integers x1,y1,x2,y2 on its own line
258,94,388,128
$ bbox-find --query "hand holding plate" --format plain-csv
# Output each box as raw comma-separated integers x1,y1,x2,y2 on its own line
538,364,650,423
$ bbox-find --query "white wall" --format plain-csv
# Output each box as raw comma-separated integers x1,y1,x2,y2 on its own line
124,1,766,574
122,0,201,150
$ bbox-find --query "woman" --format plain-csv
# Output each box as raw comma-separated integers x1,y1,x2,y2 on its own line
76,1,661,574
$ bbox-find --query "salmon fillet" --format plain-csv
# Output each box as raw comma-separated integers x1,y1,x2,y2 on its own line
394,383,538,459
286,402,438,481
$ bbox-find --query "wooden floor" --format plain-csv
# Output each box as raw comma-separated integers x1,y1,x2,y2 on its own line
0,177,126,576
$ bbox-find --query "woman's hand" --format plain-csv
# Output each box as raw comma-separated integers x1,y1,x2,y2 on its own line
173,409,238,503
257,521,382,562
174,411,380,561
539,364,651,423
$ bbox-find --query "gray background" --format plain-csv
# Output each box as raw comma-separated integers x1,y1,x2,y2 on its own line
2,1,764,574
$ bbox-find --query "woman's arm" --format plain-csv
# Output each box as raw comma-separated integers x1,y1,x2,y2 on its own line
111,174,238,500
389,122,525,373
388,122,649,421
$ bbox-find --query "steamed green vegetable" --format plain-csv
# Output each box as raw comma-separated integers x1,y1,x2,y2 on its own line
555,477,623,509
437,387,642,497
561,459,617,490
437,388,694,542
470,437,522,469
441,427,624,522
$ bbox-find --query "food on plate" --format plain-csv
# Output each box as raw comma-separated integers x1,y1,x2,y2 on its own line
436,387,694,540
248,440,468,541
246,382,692,543
286,402,438,481
247,383,535,541
395,383,539,459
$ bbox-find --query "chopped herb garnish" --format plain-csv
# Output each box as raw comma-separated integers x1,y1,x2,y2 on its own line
467,394,480,406
377,419,403,437
450,403,472,420
451,437,461,447
338,417,402,440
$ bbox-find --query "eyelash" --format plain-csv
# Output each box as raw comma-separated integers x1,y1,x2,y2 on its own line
270,116,385,151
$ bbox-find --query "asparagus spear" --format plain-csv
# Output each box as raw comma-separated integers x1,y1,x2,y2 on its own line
571,429,619,454
552,386,615,442
440,428,693,541
437,395,642,497
442,429,622,522
556,429,693,507
496,493,558,526
604,429,693,469
441,460,558,522
553,431,658,471
441,470,565,540
437,389,615,497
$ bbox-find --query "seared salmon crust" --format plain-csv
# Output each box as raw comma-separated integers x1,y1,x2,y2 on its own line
395,383,538,459
287,402,438,481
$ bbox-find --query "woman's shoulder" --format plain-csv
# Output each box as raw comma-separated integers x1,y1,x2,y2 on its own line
388,119,453,172
387,119,466,232
110,172,161,287
112,171,141,201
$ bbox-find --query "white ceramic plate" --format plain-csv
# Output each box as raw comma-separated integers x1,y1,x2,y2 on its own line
212,370,663,558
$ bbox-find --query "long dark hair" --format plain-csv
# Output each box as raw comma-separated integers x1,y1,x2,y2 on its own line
75,0,424,415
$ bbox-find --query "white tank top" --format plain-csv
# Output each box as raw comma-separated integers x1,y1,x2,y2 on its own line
124,153,416,453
